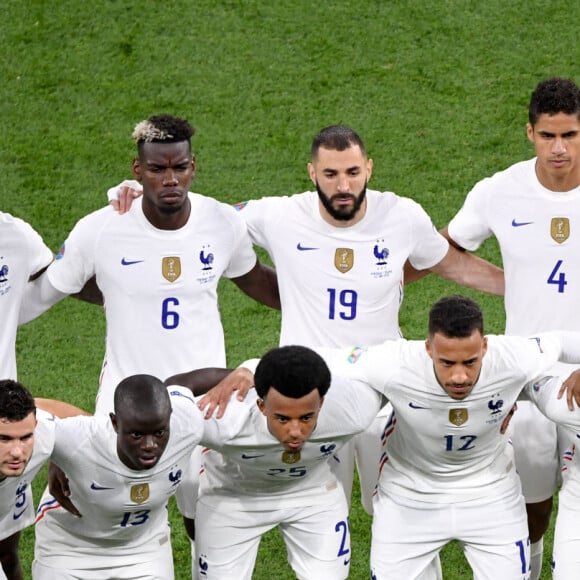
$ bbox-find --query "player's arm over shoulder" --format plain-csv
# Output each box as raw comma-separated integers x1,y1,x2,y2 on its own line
34,398,90,418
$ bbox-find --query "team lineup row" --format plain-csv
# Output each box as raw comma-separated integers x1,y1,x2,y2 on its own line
2,76,580,579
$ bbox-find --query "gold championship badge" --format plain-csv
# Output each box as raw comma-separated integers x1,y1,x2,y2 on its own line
281,450,301,464
334,248,354,273
449,408,468,427
162,257,181,282
130,483,150,504
551,217,570,244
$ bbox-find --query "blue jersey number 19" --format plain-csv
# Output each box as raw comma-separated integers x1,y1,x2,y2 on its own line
327,288,358,320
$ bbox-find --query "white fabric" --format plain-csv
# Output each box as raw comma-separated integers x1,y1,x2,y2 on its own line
45,195,257,415
236,189,448,512
0,212,53,379
192,377,381,578
198,377,382,509
0,412,55,540
370,488,530,580
449,162,580,504
321,332,573,502
448,158,580,337
195,484,349,580
33,387,203,573
236,189,448,348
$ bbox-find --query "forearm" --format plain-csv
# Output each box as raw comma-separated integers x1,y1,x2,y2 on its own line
34,398,90,418
430,246,505,296
71,275,104,306
18,272,68,325
232,261,281,310
165,368,233,395
0,532,23,580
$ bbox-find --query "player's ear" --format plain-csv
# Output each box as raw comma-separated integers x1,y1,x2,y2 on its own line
366,158,373,181
110,412,118,432
307,162,316,185
256,398,266,416
481,336,488,357
425,338,433,359
132,158,142,181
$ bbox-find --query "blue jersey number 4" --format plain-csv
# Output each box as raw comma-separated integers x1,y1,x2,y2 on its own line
547,260,568,293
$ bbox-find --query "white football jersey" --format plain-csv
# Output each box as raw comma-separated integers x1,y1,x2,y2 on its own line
524,375,580,498
0,411,55,540
46,196,257,414
198,376,382,509
448,158,580,336
323,333,568,502
235,190,448,347
34,387,203,566
0,212,53,379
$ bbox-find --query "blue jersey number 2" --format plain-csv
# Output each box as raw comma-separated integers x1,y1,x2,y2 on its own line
547,260,568,293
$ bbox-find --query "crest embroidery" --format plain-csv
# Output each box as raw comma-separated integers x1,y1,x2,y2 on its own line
551,217,569,244
449,408,468,426
162,257,181,282
334,248,354,273
130,483,150,504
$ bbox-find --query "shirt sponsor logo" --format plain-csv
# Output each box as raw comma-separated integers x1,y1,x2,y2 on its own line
90,482,115,491
296,243,319,251
121,258,144,266
511,219,534,227
13,508,27,520
551,217,570,244
408,402,428,409
241,453,264,459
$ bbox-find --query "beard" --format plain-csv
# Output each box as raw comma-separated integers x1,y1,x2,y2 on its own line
316,181,367,221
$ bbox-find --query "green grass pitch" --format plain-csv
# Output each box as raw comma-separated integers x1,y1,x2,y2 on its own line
2,1,577,577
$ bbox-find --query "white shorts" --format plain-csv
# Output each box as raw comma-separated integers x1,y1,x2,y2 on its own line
175,446,203,519
195,486,350,580
332,403,393,515
370,487,530,580
32,540,174,579
552,471,580,579
511,401,560,502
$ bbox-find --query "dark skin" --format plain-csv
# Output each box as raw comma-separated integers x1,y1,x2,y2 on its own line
0,532,23,580
132,140,280,309
165,368,232,541
49,370,233,537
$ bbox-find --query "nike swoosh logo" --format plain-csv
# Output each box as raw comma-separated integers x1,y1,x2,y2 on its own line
13,509,27,520
296,243,319,251
408,402,428,409
90,483,115,490
241,453,264,459
511,219,534,227
343,557,351,565
121,258,144,266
